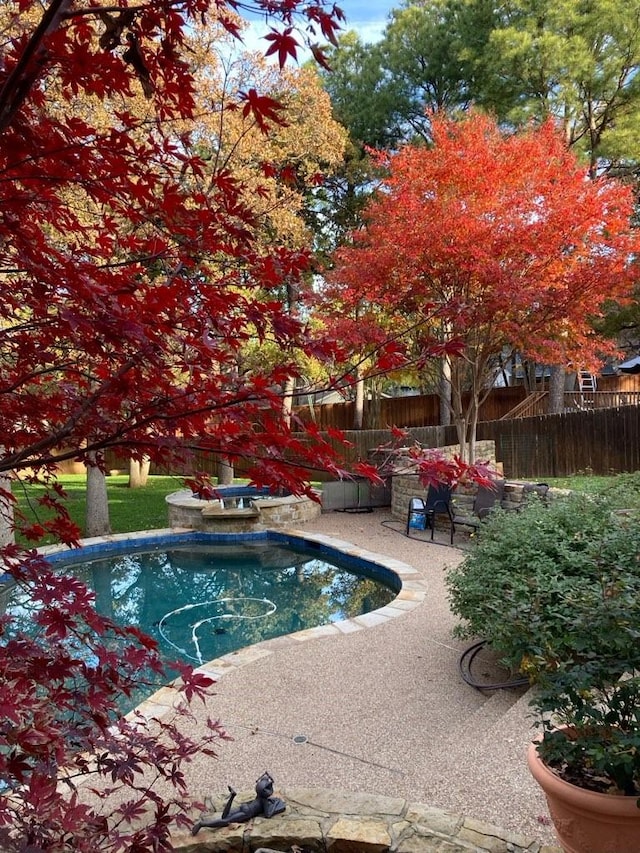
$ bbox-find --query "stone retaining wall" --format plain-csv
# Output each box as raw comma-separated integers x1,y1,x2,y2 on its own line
389,440,498,523
392,476,542,522
392,476,559,534
172,787,560,853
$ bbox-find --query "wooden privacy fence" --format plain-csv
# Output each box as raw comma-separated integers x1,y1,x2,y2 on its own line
295,405,640,480
479,405,640,478
499,391,640,419
99,403,640,481
293,387,527,430
293,374,640,431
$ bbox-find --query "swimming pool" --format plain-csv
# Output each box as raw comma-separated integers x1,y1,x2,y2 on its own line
37,530,400,670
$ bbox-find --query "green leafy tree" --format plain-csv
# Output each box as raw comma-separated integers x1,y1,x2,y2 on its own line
326,0,640,176
319,31,393,148
376,0,493,142
473,0,640,178
308,33,386,261
320,0,495,148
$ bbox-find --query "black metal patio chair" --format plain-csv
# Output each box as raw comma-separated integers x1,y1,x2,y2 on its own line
406,483,454,543
452,479,506,534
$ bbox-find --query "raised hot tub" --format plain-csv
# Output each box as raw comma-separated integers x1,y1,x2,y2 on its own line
166,485,321,532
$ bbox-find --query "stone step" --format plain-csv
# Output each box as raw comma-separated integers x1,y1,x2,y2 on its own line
474,687,538,755
437,686,525,767
434,687,555,840
477,687,541,765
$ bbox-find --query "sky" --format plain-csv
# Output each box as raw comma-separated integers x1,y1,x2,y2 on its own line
336,0,394,43
240,0,394,57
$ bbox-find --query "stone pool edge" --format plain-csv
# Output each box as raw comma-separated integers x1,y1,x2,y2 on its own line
38,526,426,723
172,787,560,853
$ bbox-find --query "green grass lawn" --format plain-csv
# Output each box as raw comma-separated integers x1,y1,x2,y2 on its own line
542,474,621,492
15,474,187,542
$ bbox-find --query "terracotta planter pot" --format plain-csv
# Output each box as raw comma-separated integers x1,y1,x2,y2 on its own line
527,741,640,853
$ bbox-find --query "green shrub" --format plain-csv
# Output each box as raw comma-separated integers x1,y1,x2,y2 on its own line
447,475,640,795
446,485,640,675
533,570,640,794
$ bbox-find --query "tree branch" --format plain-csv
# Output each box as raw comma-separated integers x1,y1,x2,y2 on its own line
0,0,73,133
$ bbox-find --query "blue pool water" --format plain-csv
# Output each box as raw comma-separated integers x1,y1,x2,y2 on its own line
42,531,399,670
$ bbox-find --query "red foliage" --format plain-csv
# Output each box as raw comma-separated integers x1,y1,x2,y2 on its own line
0,550,229,851
0,1,347,492
240,87,288,131
332,113,639,370
264,27,299,68
0,0,345,849
325,112,640,457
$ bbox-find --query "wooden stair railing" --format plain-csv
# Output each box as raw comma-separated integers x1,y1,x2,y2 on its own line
500,390,640,419
499,391,549,420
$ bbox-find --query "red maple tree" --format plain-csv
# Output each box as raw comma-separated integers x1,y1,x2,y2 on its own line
0,1,351,849
328,113,640,460
0,1,350,501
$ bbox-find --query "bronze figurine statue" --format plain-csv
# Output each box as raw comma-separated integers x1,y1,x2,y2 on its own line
191,772,285,834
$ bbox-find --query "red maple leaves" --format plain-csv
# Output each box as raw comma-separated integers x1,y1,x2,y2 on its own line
0,0,347,849
265,27,299,67
240,87,288,131
0,551,221,850
325,112,640,457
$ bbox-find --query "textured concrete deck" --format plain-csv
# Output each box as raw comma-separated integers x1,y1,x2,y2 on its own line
141,509,560,850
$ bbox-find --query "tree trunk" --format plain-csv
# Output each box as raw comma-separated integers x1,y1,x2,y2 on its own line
453,416,470,463
282,279,298,429
439,355,452,426
85,454,110,537
467,403,480,463
451,380,471,463
217,458,234,485
367,376,384,429
282,374,295,428
524,360,537,393
128,457,150,488
0,458,14,547
548,365,566,414
306,394,317,424
353,367,365,429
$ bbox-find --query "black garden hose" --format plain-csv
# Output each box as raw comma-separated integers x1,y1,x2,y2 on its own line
459,639,529,691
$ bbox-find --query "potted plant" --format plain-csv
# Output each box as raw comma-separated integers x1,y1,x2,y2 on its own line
526,566,640,853
446,476,640,853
